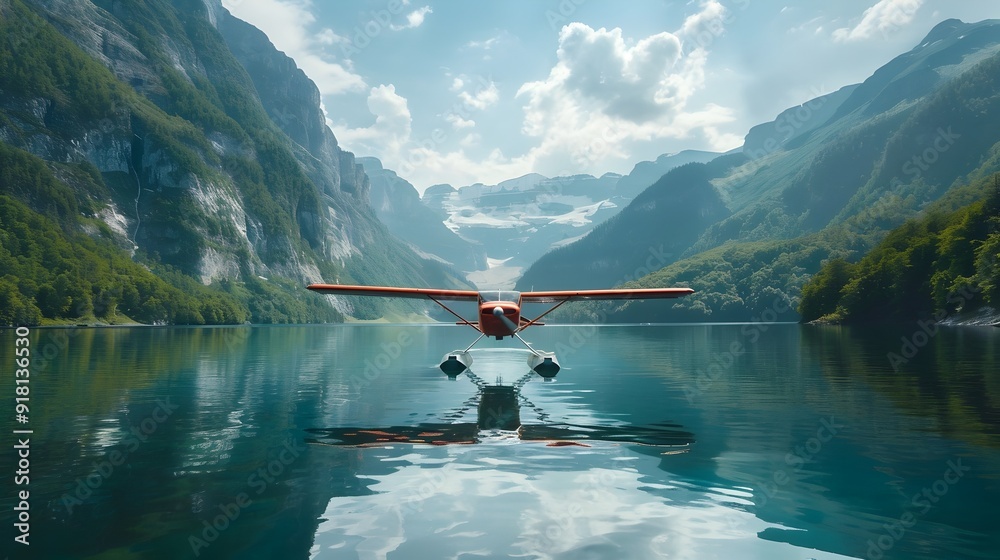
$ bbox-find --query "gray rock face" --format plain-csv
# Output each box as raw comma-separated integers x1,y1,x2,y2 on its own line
360,157,486,272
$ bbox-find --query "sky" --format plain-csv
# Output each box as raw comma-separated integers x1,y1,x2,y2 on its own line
221,0,999,193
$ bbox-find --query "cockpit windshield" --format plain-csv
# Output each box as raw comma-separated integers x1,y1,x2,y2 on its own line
479,290,521,303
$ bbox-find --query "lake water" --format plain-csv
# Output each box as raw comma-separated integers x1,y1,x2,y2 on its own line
2,323,998,559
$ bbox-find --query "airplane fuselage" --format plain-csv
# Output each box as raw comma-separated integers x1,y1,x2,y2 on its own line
477,291,521,339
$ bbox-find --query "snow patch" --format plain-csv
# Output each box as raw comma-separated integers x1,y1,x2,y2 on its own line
547,199,617,227
467,259,522,291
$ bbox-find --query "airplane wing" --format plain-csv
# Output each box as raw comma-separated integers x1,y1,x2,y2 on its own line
520,287,693,303
306,284,480,301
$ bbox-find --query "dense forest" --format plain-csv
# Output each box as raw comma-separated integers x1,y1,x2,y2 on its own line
798,174,1000,323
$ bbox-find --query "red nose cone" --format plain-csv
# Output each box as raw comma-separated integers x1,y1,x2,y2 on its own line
479,302,521,337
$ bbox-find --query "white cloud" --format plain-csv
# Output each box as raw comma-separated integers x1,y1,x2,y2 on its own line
468,36,501,50
444,75,499,127
460,133,481,148
395,147,533,191
390,6,433,31
833,0,923,42
678,0,727,43
221,0,365,95
333,2,741,190
513,16,735,176
316,29,349,46
446,114,476,129
337,85,412,157
459,82,500,111
467,31,513,51
335,76,522,189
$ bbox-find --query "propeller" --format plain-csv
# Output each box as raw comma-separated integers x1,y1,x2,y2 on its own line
493,306,519,334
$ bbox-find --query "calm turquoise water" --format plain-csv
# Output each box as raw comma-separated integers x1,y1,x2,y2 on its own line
1,323,998,559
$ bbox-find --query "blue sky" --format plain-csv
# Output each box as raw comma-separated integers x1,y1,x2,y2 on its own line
221,0,999,193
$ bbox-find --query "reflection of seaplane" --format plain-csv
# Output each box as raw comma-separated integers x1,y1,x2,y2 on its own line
307,284,693,377
306,370,695,450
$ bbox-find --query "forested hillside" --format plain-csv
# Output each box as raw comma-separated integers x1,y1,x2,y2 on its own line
562,21,1000,323
799,175,1000,323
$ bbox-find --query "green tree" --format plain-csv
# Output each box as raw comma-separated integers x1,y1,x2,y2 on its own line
0,279,42,326
975,233,1000,304
798,258,855,321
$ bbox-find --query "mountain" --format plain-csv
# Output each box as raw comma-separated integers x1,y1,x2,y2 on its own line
612,149,725,200
798,174,1000,325
516,159,734,291
420,172,625,288
741,85,858,158
0,0,468,325
419,151,721,289
537,19,1000,322
359,156,486,272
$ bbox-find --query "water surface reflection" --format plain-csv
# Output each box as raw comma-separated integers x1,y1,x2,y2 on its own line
0,324,997,559
307,363,696,450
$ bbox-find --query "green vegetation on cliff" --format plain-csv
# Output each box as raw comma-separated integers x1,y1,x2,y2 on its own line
799,174,1000,323
1,0,468,326
0,143,342,326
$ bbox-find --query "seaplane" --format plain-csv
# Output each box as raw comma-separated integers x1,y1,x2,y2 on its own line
306,284,693,377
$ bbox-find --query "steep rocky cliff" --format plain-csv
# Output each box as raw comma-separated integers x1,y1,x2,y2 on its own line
360,156,486,272
0,0,468,324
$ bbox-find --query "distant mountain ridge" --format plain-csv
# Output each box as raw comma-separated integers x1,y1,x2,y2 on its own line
360,156,486,271
516,160,734,291
371,150,719,288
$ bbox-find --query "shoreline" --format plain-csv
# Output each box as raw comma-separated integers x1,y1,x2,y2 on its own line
807,306,1000,328
6,315,999,330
